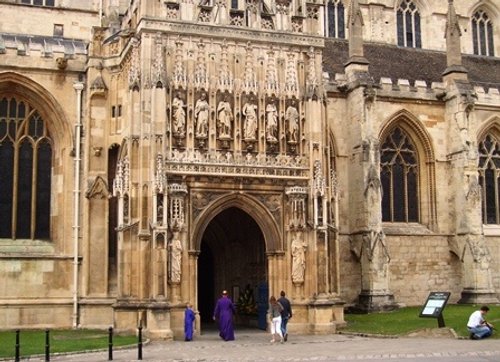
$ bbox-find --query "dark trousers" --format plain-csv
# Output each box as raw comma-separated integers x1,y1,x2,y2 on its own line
281,316,289,336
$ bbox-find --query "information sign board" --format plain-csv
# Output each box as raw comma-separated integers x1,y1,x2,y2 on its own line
419,292,450,327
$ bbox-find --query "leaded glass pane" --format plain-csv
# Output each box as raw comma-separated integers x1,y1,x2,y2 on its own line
487,22,494,57
407,168,418,222
0,142,14,238
472,19,479,54
393,162,405,221
16,140,33,239
35,140,51,239
381,170,391,221
485,168,496,224
0,119,6,139
338,2,345,38
29,113,44,138
0,98,7,117
397,11,404,46
415,12,421,48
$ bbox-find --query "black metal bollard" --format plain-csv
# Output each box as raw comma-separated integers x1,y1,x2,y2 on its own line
15,329,20,362
108,326,113,361
137,325,143,360
45,329,50,362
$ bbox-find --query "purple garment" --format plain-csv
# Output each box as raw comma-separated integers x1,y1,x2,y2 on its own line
213,296,235,341
184,308,195,341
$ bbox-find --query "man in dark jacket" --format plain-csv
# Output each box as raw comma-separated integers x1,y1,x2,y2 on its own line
278,290,292,341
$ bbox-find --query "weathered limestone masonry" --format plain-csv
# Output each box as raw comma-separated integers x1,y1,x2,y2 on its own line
85,0,344,338
0,0,499,338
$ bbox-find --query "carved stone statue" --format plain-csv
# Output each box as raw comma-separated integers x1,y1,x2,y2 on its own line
265,101,278,142
285,101,299,143
291,235,307,283
195,92,209,138
172,93,186,135
217,96,233,138
170,232,183,283
242,99,258,140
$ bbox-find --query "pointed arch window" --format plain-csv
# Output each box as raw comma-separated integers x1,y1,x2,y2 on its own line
397,0,421,48
327,0,345,39
472,10,495,57
380,127,419,222
478,134,500,224
0,97,52,240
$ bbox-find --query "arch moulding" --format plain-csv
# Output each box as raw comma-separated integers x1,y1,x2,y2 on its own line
476,116,500,141
378,108,438,230
191,192,282,253
379,109,435,163
0,71,71,146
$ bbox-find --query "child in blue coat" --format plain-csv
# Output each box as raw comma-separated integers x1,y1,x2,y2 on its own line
184,303,196,341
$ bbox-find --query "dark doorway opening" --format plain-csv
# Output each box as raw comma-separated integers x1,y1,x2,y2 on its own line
197,207,267,330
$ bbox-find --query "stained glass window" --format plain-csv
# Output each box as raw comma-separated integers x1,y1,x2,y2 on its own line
327,0,345,39
381,127,419,222
472,10,495,56
397,0,421,48
478,134,500,224
0,97,52,239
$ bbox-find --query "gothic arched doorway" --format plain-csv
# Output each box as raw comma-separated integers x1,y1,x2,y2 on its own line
197,207,267,329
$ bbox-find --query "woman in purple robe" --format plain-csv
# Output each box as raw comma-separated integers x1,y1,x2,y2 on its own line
184,303,196,341
213,290,236,341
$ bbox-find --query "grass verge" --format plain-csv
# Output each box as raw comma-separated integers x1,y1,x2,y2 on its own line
340,304,500,338
0,329,137,359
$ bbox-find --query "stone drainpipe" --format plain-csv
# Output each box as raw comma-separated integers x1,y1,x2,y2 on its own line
72,82,84,328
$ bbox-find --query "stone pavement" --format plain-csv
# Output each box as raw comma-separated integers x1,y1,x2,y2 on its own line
33,328,500,362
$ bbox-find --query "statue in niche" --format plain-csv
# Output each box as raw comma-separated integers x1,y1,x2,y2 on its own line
265,100,278,142
285,100,299,143
194,92,209,138
170,232,183,283
172,92,186,136
217,95,233,138
242,97,258,140
291,235,307,283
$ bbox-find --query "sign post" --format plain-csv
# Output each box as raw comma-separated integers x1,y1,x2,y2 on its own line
419,292,450,328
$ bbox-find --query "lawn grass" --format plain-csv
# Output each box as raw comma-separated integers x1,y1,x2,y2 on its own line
0,329,137,359
340,304,500,338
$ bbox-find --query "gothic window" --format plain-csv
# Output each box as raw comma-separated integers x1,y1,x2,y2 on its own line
478,134,500,224
472,10,495,57
396,0,421,48
0,97,52,239
327,0,345,39
380,127,419,222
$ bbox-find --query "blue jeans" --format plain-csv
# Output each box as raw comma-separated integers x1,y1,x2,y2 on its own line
281,316,289,336
468,325,492,339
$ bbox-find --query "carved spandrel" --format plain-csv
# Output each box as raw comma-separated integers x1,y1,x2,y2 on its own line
191,191,226,221
256,193,283,226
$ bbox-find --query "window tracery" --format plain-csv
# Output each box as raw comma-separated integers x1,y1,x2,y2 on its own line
472,10,495,57
478,134,500,224
396,0,421,48
0,96,52,239
327,0,345,39
380,126,419,222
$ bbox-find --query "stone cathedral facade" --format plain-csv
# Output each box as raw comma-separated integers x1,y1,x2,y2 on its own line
0,0,499,339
